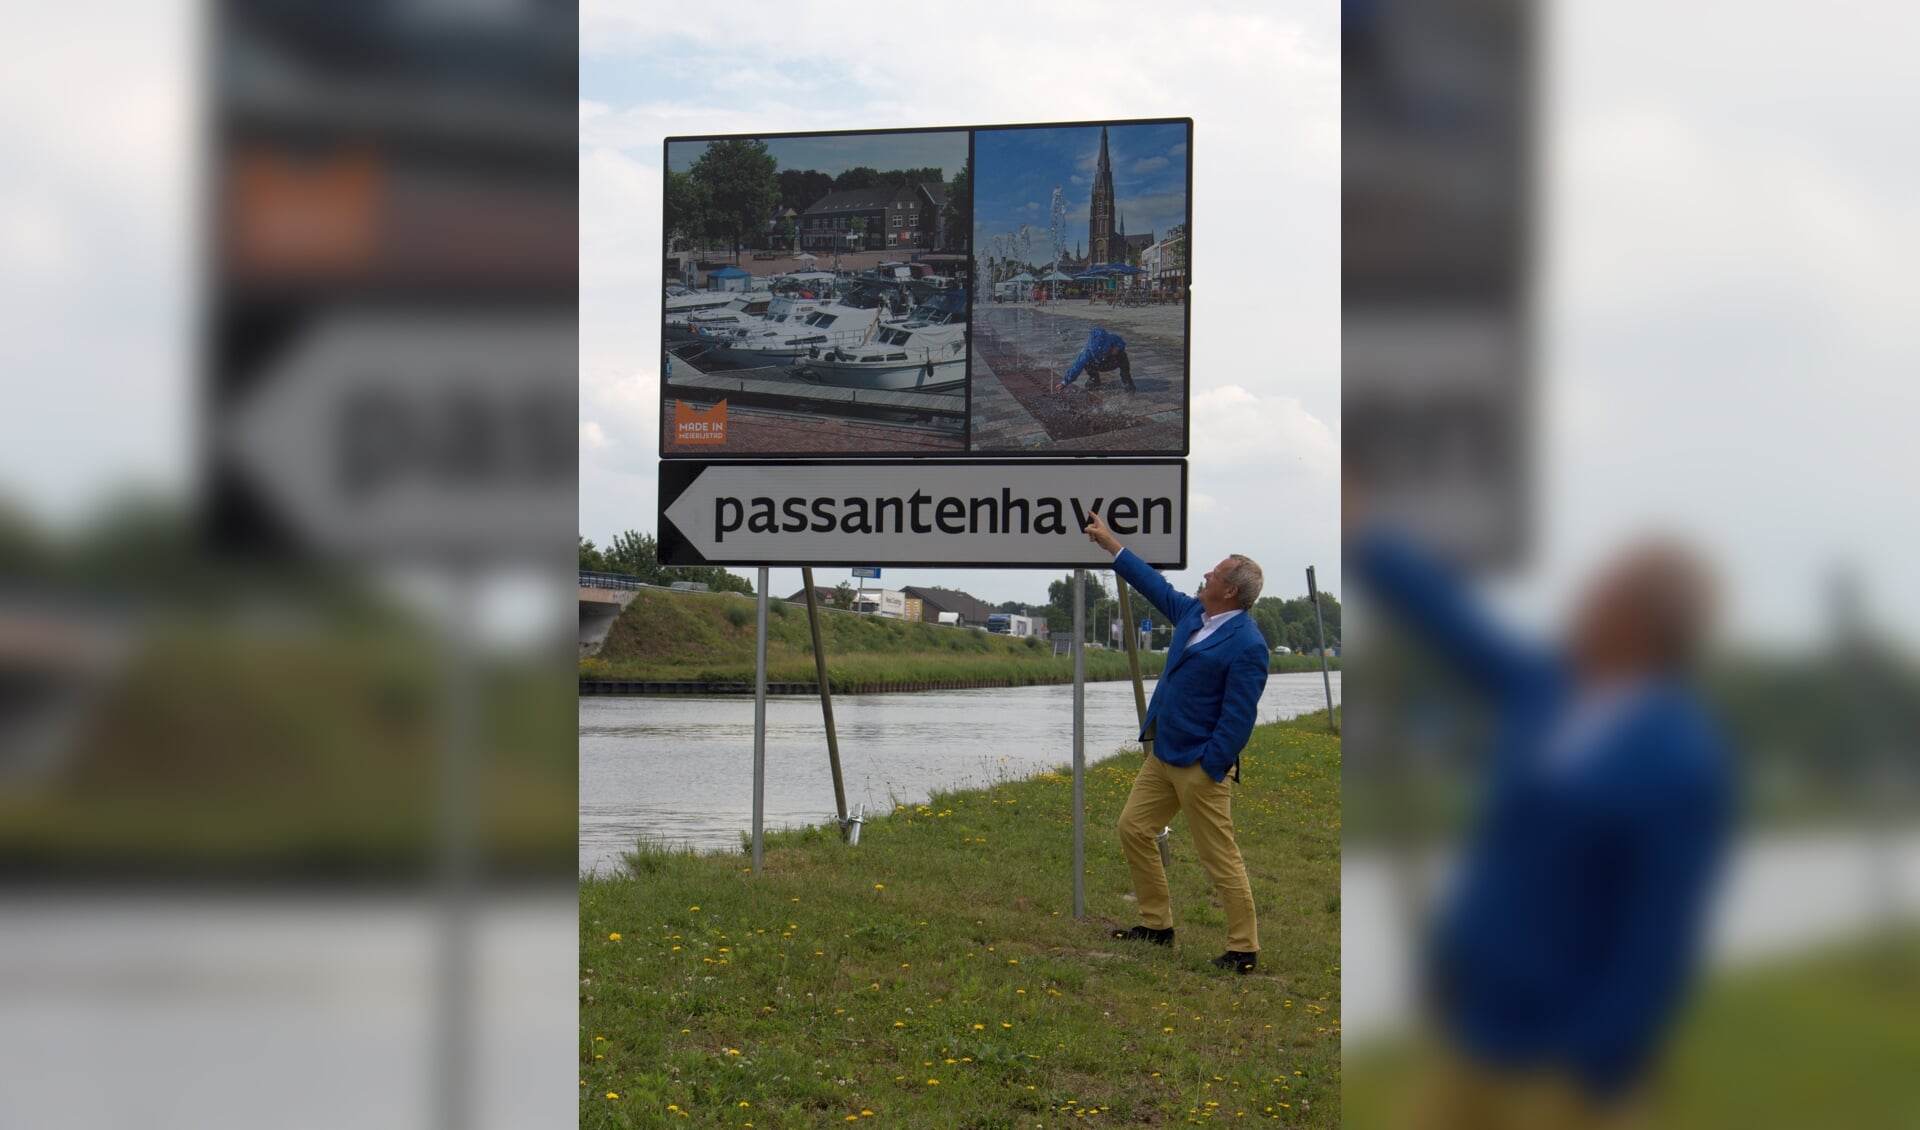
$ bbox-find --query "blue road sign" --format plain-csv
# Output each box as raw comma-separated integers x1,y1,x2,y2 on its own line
852,566,882,578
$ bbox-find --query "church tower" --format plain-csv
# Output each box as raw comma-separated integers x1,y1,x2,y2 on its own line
1089,126,1116,265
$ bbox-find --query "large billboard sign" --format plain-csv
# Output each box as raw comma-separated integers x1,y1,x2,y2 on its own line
660,120,1192,461
659,461,1186,568
1342,3,1531,568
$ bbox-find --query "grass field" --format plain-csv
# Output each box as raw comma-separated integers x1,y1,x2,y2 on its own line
1339,931,1920,1129
579,712,1343,1127
0,620,575,875
582,589,1337,688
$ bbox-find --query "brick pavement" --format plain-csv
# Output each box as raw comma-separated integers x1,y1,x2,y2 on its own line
968,304,1187,453
660,395,964,455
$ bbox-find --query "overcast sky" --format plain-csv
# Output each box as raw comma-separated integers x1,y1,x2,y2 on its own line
5,2,1918,645
580,3,1342,609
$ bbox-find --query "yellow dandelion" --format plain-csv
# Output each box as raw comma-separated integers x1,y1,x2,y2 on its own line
608,932,621,941
605,1092,619,1100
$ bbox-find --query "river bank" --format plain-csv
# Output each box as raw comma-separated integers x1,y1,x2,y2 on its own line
582,587,1336,692
580,672,1340,871
580,712,1342,1128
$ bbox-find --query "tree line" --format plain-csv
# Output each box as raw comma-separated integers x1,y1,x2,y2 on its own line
578,532,753,596
577,530,1339,651
996,573,1341,653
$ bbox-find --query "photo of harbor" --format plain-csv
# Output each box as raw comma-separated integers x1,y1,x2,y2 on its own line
970,121,1191,454
661,130,972,457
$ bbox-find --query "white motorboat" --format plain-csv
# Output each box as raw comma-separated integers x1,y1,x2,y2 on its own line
704,300,892,369
664,288,738,317
805,291,969,391
672,294,773,342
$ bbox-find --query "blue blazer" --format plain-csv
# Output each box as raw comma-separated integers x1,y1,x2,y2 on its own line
1354,528,1733,1096
1114,548,1270,781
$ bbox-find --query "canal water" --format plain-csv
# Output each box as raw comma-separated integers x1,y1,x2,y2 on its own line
580,671,1340,874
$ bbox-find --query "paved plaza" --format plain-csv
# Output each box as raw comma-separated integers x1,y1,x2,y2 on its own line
969,300,1187,453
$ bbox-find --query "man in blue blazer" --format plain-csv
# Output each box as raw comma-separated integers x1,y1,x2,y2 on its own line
1082,512,1270,973
1352,521,1733,1124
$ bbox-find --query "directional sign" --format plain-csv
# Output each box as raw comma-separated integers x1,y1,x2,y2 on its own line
851,567,882,579
223,311,575,562
659,460,1186,569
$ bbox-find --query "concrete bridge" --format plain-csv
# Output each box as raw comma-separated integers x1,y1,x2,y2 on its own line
578,572,642,657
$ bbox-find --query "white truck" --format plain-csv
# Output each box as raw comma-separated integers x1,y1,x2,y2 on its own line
986,613,1037,638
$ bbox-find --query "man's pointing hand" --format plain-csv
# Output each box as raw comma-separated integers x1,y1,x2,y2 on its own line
1083,512,1121,555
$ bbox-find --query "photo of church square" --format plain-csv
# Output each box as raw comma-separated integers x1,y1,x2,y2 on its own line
969,120,1191,454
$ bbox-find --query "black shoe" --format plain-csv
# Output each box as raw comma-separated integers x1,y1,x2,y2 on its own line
1210,950,1257,974
1112,925,1174,946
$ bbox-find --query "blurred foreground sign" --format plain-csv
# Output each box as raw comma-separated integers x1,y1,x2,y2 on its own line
206,0,576,565
223,312,574,562
1342,0,1532,568
659,461,1186,569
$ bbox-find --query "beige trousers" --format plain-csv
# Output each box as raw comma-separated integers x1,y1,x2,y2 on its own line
1402,1043,1648,1130
1115,749,1259,952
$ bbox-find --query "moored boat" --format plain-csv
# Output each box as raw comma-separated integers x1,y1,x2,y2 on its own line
804,290,969,391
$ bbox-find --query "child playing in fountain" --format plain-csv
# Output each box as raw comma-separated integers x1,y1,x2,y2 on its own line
1055,327,1136,394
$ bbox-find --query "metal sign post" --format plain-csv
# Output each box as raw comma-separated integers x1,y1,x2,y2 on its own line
1307,565,1337,731
1072,569,1087,919
800,567,848,825
752,568,769,873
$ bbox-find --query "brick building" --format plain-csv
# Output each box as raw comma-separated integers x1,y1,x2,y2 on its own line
800,182,948,252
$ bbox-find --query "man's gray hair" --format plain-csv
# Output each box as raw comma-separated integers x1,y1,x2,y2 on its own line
1224,554,1263,609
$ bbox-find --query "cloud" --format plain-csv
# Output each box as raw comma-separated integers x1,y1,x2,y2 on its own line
1129,156,1169,174
1189,385,1338,476
581,420,608,450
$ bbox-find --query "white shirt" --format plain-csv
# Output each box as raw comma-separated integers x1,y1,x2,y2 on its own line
1188,608,1243,648
1113,546,1241,646
1538,679,1655,777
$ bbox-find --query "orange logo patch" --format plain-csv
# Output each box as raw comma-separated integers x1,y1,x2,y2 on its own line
674,399,727,445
